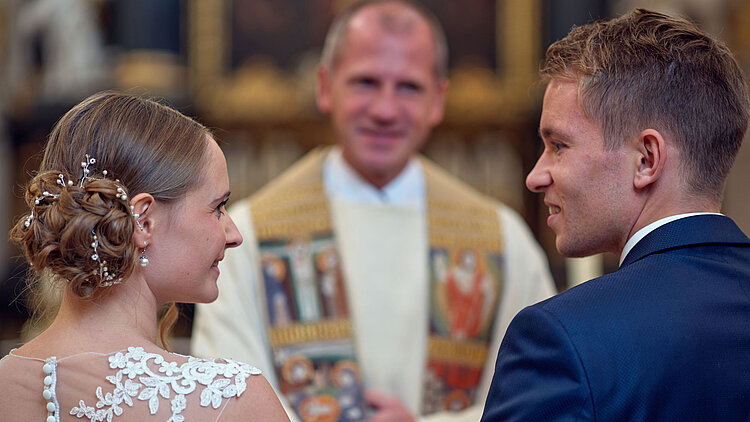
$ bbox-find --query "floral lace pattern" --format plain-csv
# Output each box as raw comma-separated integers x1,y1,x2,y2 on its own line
69,347,261,422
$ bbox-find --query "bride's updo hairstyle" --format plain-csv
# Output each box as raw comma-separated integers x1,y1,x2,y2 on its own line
10,91,211,298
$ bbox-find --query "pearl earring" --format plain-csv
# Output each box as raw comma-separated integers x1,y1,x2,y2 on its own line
139,248,149,267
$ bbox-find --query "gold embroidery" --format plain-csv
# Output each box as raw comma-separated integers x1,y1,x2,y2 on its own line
269,319,353,347
251,148,332,241
255,217,332,239
423,160,504,253
427,336,488,368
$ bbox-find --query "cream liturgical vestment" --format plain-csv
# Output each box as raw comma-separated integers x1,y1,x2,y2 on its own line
192,147,555,422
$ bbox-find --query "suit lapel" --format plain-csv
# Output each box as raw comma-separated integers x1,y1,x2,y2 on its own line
621,215,750,267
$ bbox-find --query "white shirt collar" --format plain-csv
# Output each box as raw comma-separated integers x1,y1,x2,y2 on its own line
619,212,723,266
322,146,426,211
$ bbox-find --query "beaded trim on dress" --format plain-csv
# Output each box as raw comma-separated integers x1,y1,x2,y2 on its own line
42,357,60,422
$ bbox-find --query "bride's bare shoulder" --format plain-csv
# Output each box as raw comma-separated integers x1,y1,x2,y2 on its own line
220,374,290,422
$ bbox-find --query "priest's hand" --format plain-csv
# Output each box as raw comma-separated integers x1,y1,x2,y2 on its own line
365,390,417,422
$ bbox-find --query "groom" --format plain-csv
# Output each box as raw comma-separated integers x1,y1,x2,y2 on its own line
481,8,750,421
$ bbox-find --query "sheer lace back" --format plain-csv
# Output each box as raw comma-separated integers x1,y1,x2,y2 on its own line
0,346,262,422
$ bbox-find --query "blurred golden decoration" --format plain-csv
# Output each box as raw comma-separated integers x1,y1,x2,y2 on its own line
196,60,310,124
332,0,359,14
0,5,8,56
114,50,186,95
498,0,542,96
445,65,510,124
729,1,750,65
188,0,225,91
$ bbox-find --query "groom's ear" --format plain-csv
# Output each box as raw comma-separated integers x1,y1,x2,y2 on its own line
633,128,666,190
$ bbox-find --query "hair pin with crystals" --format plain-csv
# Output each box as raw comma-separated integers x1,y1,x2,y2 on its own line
79,154,96,187
24,190,61,228
57,173,73,188
90,229,121,286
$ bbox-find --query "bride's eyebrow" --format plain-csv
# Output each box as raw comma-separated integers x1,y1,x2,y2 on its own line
211,191,231,206
214,191,230,201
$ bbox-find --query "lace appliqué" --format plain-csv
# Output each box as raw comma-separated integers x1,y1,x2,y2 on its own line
69,347,261,422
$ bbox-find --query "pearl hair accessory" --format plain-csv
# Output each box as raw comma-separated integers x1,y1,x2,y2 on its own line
57,172,73,187
22,154,146,287
23,210,33,228
78,154,96,187
91,229,122,287
24,190,61,227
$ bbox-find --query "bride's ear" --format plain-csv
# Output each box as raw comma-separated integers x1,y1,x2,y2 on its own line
130,193,155,249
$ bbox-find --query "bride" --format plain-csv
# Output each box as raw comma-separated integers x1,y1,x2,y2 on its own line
0,92,289,421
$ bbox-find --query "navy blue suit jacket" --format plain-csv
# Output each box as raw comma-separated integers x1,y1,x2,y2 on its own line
481,215,750,421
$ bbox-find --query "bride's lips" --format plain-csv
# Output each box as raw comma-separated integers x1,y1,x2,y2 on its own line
211,257,224,275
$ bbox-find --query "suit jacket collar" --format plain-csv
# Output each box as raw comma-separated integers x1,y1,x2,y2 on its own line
621,214,750,267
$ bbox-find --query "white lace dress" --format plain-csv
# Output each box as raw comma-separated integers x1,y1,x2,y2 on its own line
0,346,262,421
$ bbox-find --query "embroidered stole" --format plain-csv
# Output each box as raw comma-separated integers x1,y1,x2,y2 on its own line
250,148,504,420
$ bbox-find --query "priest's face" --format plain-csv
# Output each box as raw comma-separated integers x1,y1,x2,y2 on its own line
316,3,447,188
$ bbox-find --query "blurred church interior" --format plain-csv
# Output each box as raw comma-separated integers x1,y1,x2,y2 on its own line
2,0,749,354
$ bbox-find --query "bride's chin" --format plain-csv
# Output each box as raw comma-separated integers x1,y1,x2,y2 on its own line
201,285,220,304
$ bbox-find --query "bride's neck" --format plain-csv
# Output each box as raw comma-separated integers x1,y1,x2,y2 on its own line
39,276,161,353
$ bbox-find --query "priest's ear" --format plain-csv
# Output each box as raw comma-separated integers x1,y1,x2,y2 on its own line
633,129,667,190
316,66,332,114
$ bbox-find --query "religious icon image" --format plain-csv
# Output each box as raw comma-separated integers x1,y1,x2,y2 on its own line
259,235,368,421
446,248,495,340
422,246,504,412
315,246,348,318
429,248,501,341
287,237,323,322
261,253,295,326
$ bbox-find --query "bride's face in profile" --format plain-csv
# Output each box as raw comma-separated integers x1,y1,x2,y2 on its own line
145,138,242,304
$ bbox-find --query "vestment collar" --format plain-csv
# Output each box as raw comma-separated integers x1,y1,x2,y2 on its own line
322,146,425,211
